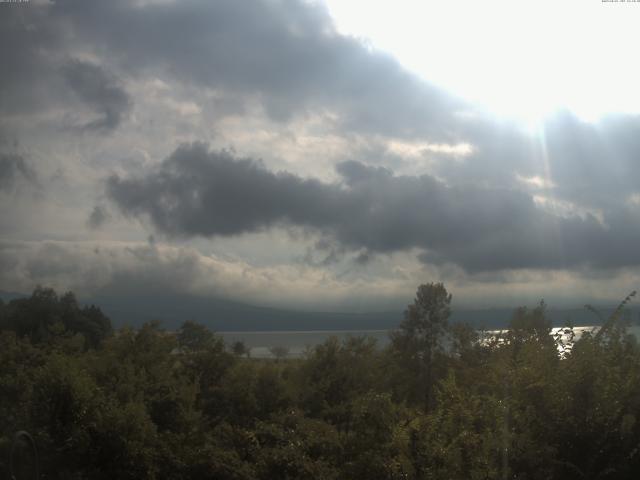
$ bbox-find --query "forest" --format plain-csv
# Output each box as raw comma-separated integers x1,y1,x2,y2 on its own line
1,284,640,479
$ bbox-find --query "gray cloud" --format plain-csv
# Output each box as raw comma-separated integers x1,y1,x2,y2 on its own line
0,240,413,312
44,0,466,139
543,113,640,209
5,0,639,176
106,143,640,272
86,204,111,229
0,3,65,116
106,142,344,236
0,154,37,190
62,60,132,131
425,111,640,226
0,240,216,299
4,0,640,310
0,4,131,132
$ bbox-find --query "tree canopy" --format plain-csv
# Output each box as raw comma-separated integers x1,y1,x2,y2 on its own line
1,285,639,479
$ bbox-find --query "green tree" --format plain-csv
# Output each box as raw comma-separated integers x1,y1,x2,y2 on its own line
390,282,452,410
232,340,251,357
1,287,111,349
178,320,217,352
298,336,380,425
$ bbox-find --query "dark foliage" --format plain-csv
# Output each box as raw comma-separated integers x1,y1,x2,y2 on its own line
1,284,639,479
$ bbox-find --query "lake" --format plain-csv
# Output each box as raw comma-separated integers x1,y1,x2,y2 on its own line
221,325,640,358
220,329,390,358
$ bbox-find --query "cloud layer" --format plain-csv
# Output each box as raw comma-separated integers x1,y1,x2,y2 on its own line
0,154,37,190
2,0,640,309
106,143,640,273
62,60,132,132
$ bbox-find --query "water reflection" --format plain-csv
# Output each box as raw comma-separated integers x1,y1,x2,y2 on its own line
222,326,640,359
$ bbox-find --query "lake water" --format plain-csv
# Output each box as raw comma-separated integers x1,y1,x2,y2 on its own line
220,325,640,358
220,330,390,358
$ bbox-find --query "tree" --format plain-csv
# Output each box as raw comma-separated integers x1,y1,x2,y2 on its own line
1,287,112,349
231,340,250,357
178,320,217,352
390,282,452,411
269,345,290,362
298,336,380,424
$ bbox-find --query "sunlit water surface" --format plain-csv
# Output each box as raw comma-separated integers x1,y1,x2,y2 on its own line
221,326,640,358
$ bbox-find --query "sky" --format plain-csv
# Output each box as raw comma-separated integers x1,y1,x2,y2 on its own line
2,0,640,314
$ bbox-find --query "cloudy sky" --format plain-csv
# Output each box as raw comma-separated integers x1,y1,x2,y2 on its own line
2,0,640,312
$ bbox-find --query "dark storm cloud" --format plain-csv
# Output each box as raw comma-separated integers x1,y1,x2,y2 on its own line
106,143,640,272
106,143,345,236
0,3,65,115
0,3,131,131
44,0,465,138
0,154,37,190
62,60,132,132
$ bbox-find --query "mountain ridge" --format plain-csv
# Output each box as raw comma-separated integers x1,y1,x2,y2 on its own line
4,289,638,332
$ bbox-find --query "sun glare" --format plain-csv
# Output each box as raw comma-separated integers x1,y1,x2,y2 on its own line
323,0,640,124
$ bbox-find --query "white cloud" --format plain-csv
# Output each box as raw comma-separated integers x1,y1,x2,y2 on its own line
516,174,556,190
